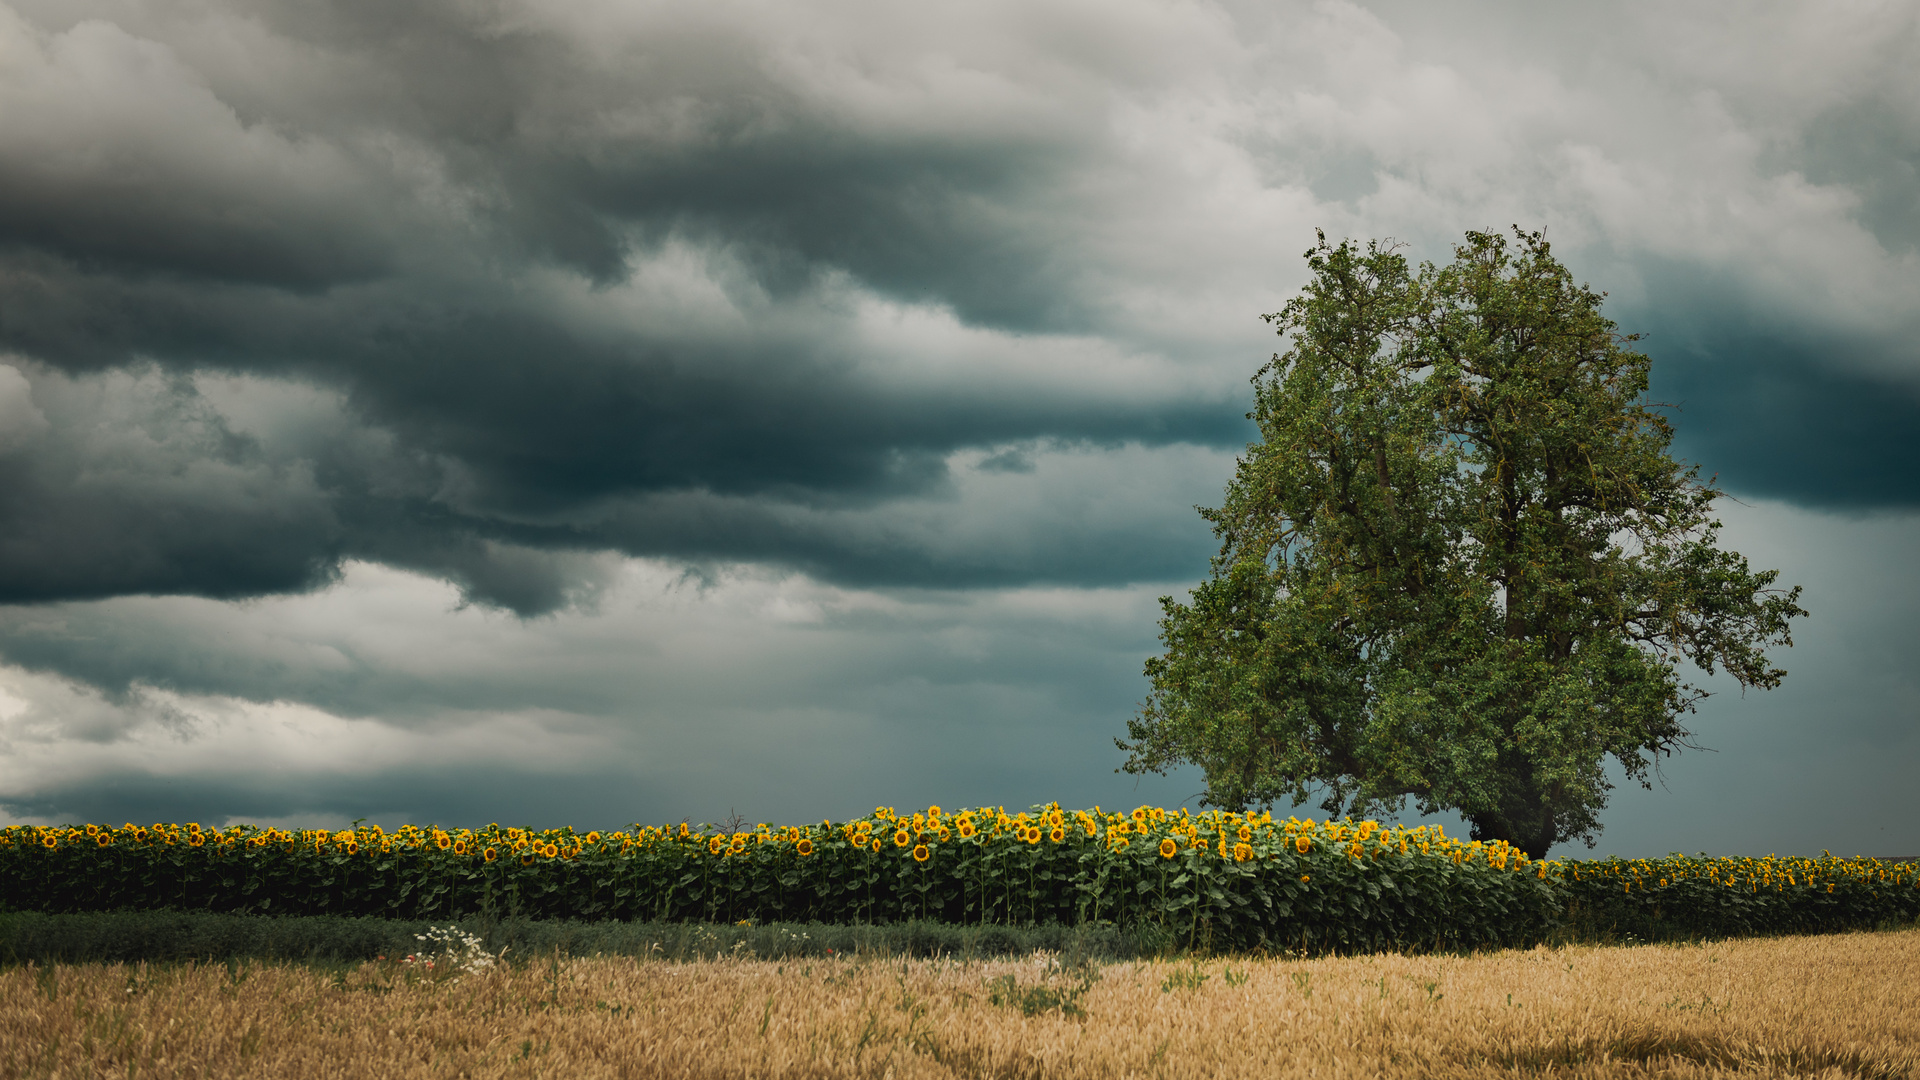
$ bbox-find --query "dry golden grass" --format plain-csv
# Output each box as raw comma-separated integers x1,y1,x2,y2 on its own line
2,928,1915,1079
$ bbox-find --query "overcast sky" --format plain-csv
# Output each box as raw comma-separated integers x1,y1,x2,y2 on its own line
0,0,1913,857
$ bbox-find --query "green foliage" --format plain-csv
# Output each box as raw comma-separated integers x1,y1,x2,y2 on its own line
1159,960,1210,992
0,911,1151,967
4,815,1911,958
1121,228,1806,857
1555,854,1920,941
989,966,1099,1018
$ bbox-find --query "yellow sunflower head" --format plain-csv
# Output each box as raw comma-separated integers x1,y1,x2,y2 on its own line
1159,838,1178,859
957,820,976,838
484,847,497,862
1295,834,1312,854
912,844,930,862
1234,842,1253,862
893,828,912,848
796,838,814,856
1049,826,1066,843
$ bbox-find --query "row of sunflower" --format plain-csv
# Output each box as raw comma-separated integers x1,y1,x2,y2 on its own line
2,808,1912,951
1553,851,1920,940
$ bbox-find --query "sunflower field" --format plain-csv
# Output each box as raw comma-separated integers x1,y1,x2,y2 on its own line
2,805,1913,953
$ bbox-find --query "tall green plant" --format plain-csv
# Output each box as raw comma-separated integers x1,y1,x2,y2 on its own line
1120,228,1805,857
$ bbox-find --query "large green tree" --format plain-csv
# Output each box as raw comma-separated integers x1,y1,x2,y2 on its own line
1119,228,1805,858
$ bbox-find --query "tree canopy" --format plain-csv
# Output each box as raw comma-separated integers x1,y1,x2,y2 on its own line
1119,228,1805,858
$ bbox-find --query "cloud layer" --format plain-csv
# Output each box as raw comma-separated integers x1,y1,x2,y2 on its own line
0,0,1914,852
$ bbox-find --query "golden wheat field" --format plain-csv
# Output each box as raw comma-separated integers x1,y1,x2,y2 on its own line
2,928,1916,1079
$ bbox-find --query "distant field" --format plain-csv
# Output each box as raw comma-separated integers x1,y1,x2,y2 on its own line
3,927,1915,1079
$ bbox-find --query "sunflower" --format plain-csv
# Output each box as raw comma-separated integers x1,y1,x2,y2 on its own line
434,832,451,851
484,847,497,862
84,824,98,837
1233,842,1253,862
1024,825,1043,845
709,836,727,856
586,831,601,844
543,843,560,858
521,853,537,866
40,835,55,849
870,837,884,852
1299,874,1311,884
1049,826,1066,843
796,838,814,856
893,828,912,848
1295,834,1312,854
188,832,205,848
912,844,930,862
1237,825,1252,842
95,833,110,848
344,840,359,855
957,820,976,839
1158,838,1178,859
729,836,748,855
935,826,951,842
452,839,468,856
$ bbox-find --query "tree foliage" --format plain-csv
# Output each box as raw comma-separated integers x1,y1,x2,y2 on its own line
1120,228,1805,857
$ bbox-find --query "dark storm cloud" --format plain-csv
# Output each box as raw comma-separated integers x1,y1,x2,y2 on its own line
1793,95,1920,257
1622,266,1920,508
0,764,653,833
0,0,1255,613
0,0,1914,625
1654,332,1920,509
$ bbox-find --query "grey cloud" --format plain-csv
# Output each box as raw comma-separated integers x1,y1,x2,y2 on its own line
0,0,1914,613
0,564,1212,827
0,361,346,603
1797,97,1920,256
1622,268,1920,508
0,10,402,289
